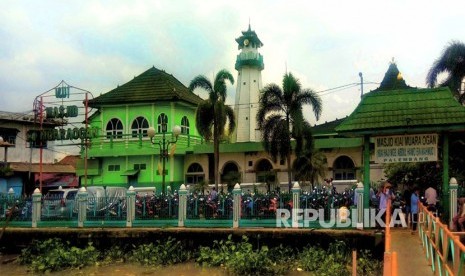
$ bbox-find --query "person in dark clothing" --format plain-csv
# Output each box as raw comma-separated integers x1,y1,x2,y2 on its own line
411,187,420,234
403,185,412,227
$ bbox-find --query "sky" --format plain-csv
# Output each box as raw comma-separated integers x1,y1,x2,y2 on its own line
0,0,463,125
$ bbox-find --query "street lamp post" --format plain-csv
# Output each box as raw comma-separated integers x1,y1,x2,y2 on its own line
147,123,181,196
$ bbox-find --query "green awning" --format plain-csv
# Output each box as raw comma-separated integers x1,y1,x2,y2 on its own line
121,169,140,176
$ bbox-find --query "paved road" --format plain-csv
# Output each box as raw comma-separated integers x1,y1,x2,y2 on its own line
390,228,434,275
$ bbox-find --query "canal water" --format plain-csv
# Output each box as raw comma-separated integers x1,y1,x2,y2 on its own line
0,256,312,275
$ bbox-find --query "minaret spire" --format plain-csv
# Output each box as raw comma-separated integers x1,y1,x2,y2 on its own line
232,25,264,142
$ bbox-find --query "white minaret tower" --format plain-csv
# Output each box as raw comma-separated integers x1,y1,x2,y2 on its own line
232,25,264,143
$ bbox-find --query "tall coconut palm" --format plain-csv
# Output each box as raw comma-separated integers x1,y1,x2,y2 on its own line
257,72,322,192
189,69,235,191
426,40,465,103
292,122,327,188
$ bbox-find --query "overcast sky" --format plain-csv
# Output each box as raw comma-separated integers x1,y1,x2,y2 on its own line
0,0,463,125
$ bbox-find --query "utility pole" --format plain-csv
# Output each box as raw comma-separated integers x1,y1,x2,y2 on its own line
359,72,364,98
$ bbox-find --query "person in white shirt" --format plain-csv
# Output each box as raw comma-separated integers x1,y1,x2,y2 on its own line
424,185,438,211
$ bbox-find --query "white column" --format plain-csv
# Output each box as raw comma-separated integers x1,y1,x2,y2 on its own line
233,183,242,228
356,182,364,229
178,184,187,227
126,186,135,227
77,187,88,228
449,177,458,229
292,182,301,228
32,188,42,228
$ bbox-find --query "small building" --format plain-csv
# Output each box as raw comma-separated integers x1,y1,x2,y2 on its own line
0,111,76,195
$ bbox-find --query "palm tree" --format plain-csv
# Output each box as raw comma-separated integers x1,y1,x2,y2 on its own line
189,69,235,191
257,72,322,192
293,151,328,188
426,40,465,103
292,123,327,188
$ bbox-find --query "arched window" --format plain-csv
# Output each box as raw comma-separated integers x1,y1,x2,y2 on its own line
181,116,189,135
185,163,204,185
221,162,241,185
157,113,168,133
131,116,149,138
333,156,356,180
106,118,123,139
255,159,275,183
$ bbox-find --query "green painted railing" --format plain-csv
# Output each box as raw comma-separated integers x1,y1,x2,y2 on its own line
418,203,465,275
0,184,357,230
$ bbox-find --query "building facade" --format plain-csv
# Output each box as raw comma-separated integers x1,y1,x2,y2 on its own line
0,111,76,195
77,26,365,193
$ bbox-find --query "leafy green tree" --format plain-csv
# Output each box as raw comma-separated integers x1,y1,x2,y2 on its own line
383,162,442,192
189,69,235,191
257,72,322,191
426,40,465,103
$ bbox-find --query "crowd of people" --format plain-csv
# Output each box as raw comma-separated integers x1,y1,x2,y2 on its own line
373,181,465,233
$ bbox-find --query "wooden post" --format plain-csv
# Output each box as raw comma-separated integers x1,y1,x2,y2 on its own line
352,250,357,276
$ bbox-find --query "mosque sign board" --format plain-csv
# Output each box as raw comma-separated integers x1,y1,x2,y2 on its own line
374,134,438,163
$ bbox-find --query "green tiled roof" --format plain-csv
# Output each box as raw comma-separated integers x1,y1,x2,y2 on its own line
312,118,346,136
88,67,203,107
336,87,465,135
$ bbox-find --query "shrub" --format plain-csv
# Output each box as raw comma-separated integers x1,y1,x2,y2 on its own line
356,250,383,276
197,235,292,275
197,234,241,267
100,245,127,264
130,237,190,265
297,246,327,271
19,238,99,273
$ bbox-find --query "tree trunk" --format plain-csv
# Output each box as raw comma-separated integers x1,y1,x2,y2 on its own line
214,132,219,192
286,114,292,192
213,113,220,192
287,153,292,192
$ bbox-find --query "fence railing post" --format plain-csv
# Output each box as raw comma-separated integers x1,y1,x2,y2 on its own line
449,177,458,229
32,188,41,228
178,184,187,227
126,186,135,227
77,187,88,228
356,181,364,229
233,183,242,228
292,182,301,228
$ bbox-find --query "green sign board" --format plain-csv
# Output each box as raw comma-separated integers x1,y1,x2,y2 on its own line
27,127,99,142
45,105,78,119
375,133,438,163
